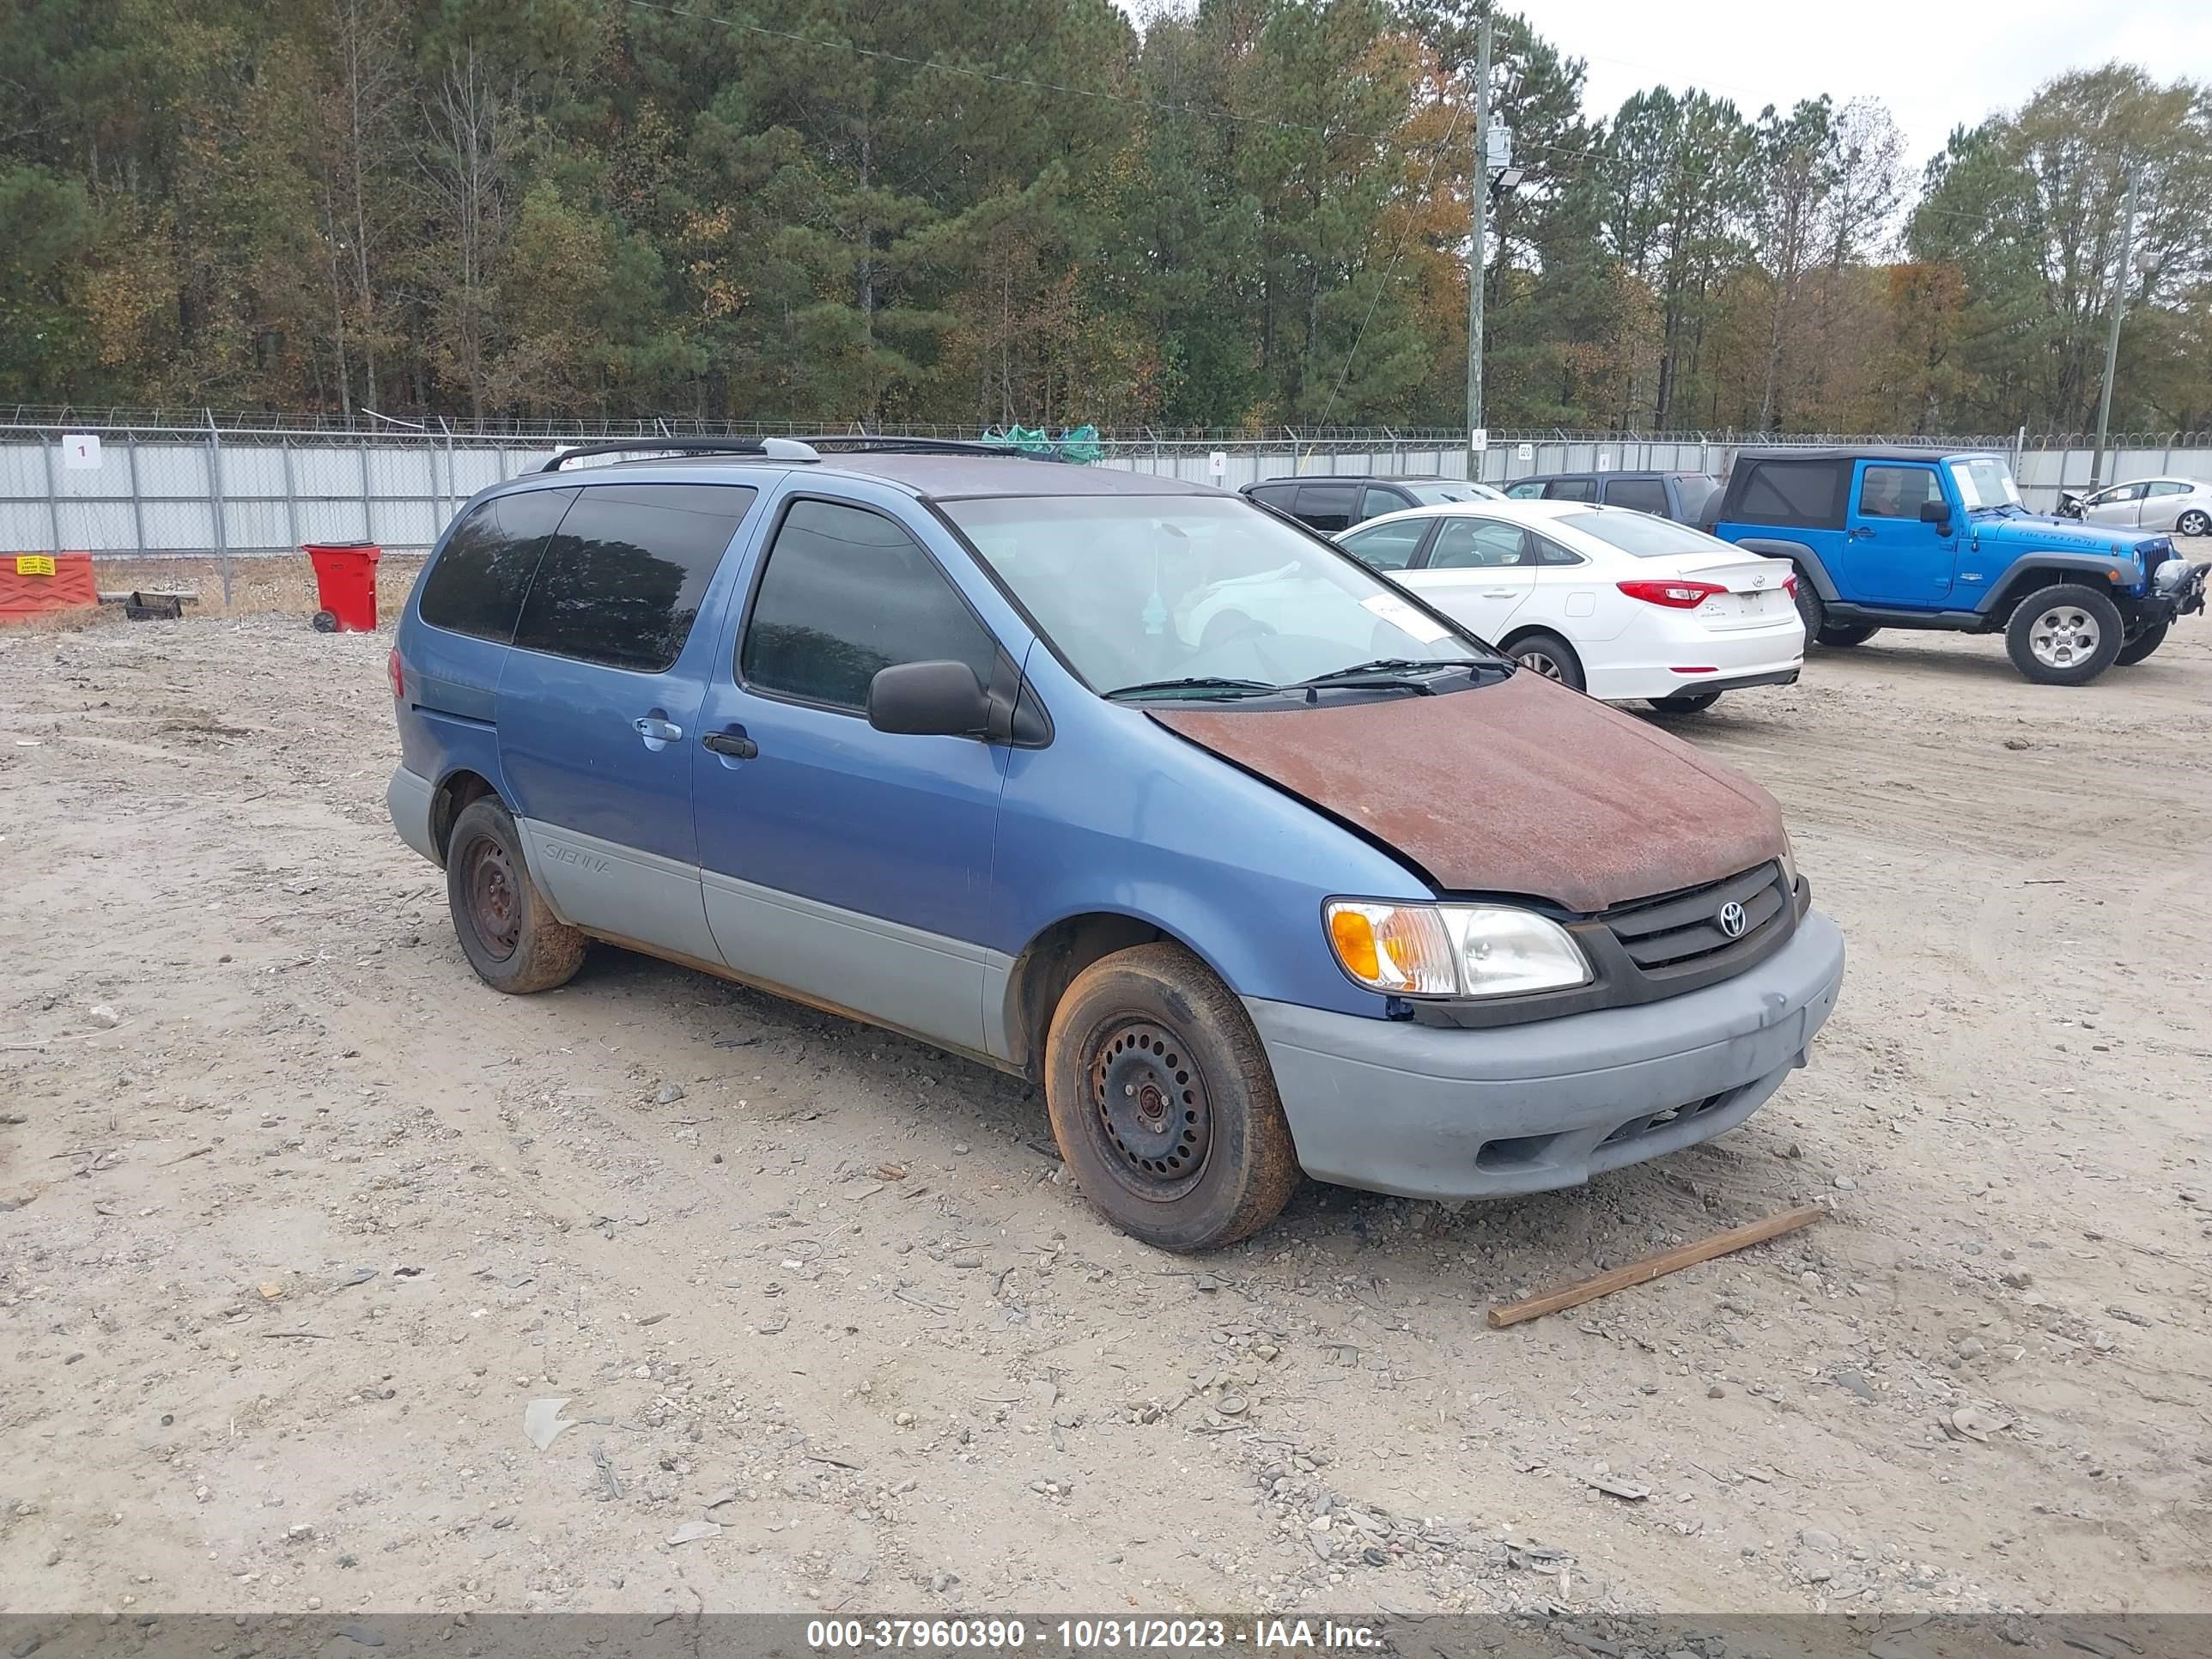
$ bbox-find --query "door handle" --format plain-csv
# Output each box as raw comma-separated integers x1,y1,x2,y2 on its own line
1845,526,1874,540
701,730,757,760
633,715,684,744
1480,587,1518,599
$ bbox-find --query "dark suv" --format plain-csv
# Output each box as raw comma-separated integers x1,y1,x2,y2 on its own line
1242,475,1501,533
1502,471,1720,525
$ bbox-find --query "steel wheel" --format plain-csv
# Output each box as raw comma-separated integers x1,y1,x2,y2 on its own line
2027,604,2102,671
461,833,523,962
1086,1018,1212,1200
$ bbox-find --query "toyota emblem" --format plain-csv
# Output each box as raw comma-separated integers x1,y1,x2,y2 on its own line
1717,900,1748,939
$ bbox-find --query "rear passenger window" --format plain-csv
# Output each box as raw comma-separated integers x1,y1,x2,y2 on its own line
1295,484,1358,531
1429,520,1530,568
1533,535,1584,566
1736,461,1846,528
1249,485,1298,511
1543,478,1598,502
1602,477,1668,514
740,499,999,714
1504,481,1546,499
418,488,575,643
511,483,756,673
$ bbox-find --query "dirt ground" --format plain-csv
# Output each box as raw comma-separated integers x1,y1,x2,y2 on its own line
3,561,2209,1623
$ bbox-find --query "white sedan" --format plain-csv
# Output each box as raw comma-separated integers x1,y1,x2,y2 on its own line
1334,501,1805,712
2068,476,2212,538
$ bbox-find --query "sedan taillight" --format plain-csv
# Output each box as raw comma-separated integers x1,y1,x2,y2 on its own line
388,647,404,702
1783,574,1799,598
1618,578,1726,610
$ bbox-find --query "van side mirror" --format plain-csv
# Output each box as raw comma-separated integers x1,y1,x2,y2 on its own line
1918,500,1954,535
867,660,993,738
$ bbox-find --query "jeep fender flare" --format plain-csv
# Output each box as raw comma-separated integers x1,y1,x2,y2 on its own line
1978,556,2140,621
1730,537,1832,601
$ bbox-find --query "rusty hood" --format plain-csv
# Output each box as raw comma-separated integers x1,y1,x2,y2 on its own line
1150,672,1784,912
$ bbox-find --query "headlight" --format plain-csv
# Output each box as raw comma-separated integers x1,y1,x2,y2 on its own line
1325,900,1589,999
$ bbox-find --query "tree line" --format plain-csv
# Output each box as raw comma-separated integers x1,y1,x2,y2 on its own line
3,0,2208,435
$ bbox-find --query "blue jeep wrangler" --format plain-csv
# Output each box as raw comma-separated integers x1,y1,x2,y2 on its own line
1710,447,2209,685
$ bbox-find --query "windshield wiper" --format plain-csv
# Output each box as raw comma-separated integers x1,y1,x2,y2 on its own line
1103,676,1281,702
1297,657,1498,689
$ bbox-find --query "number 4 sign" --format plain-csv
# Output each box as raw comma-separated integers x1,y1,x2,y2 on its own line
63,434,102,469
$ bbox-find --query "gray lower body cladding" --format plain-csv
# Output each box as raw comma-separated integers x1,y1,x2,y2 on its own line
1247,911,1844,1201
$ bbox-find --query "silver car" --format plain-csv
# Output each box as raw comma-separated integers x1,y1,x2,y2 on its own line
2071,476,2212,537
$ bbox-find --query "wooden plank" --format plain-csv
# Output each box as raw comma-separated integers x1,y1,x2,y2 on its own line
1486,1204,1826,1328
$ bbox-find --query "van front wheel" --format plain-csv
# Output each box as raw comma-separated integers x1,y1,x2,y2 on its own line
1045,943,1300,1253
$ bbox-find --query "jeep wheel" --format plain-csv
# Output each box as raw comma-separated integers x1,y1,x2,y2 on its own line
1044,942,1300,1253
2177,508,2209,538
1792,573,1826,640
2005,583,2125,686
2116,622,2169,666
447,797,586,994
1510,631,1586,692
1646,691,1722,714
1816,623,1881,647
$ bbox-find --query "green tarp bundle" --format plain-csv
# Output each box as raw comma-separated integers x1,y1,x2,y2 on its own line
981,424,1102,465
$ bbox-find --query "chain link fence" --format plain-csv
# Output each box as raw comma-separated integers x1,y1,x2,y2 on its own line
6,416,2208,596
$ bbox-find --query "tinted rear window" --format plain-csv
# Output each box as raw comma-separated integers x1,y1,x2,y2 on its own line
1296,483,1358,530
512,483,757,673
1733,460,1846,528
1672,476,1721,521
1601,477,1668,514
418,488,575,643
1543,477,1598,502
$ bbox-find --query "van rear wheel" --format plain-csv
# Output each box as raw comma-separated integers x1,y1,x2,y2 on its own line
1045,943,1299,1253
447,797,586,994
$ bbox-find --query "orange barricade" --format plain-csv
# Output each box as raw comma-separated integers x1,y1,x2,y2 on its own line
0,552,99,623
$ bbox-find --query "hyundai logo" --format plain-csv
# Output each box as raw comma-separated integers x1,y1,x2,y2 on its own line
1717,900,1748,939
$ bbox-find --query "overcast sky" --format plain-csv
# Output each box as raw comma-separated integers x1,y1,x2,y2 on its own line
1520,0,2212,171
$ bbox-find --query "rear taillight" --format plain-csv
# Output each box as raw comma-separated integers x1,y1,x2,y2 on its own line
388,647,404,702
1783,574,1799,598
1618,578,1725,610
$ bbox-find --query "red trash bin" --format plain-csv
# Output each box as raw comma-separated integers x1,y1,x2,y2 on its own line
304,541,382,633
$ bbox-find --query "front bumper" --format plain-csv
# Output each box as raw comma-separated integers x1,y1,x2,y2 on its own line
1247,910,1844,1201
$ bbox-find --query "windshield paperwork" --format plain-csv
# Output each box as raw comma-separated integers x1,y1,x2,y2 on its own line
944,495,1496,699
1949,456,2024,512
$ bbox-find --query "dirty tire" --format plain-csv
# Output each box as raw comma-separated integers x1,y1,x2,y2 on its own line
1816,623,1881,647
2115,622,2168,666
1793,574,1826,641
2004,583,2124,686
1646,691,1722,714
1510,630,1586,692
446,796,586,994
1045,942,1299,1253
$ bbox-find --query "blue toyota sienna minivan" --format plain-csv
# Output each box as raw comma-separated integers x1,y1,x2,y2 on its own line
388,438,1844,1251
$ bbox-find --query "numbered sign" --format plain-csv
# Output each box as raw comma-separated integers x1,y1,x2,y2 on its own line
1207,451,1227,477
63,434,101,470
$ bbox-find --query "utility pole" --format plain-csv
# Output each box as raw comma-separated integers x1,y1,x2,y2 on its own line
1467,15,1491,479
2090,164,2139,488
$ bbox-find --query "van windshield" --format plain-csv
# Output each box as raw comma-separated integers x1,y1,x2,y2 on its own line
944,495,1490,697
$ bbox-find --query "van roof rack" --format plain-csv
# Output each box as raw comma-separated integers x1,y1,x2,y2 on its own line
539,436,820,472
794,435,1066,462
